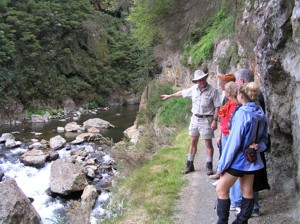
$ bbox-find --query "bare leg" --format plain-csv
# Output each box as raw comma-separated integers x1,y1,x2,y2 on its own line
216,172,238,199
204,139,214,158
189,136,199,155
240,174,254,198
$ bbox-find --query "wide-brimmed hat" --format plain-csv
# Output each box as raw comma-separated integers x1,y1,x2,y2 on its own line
192,70,209,83
218,73,236,82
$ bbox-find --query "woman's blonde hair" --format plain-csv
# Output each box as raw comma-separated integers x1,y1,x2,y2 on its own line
225,81,238,98
238,82,259,102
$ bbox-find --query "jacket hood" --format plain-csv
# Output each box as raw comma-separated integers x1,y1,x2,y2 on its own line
239,102,265,121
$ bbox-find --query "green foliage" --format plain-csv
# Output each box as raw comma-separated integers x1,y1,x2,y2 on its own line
127,0,181,48
182,9,235,67
158,98,191,128
136,81,173,126
0,0,153,111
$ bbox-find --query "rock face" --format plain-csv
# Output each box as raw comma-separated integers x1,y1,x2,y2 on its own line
0,178,42,224
233,1,300,213
50,159,88,195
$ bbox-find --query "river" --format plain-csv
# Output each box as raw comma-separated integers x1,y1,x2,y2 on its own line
0,104,139,223
0,104,139,143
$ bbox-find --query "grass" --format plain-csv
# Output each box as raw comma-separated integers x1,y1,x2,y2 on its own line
103,129,191,223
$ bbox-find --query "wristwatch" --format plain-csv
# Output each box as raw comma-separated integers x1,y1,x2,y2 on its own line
213,118,218,122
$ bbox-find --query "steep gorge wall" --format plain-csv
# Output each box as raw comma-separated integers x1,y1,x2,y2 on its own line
158,0,300,212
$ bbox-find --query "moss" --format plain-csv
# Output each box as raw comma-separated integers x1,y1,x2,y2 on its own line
182,9,235,68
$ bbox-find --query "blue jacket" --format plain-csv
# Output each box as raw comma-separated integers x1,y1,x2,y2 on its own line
217,102,268,173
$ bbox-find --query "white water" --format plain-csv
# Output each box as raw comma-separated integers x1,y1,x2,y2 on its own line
0,147,111,224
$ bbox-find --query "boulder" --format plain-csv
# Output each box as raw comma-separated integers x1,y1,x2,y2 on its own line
28,142,48,150
123,125,140,144
83,118,114,131
0,133,14,143
20,149,49,168
50,159,88,195
65,122,84,132
48,150,59,161
49,135,66,150
5,138,22,149
66,185,98,224
87,127,100,133
0,178,42,224
57,127,64,133
31,112,51,123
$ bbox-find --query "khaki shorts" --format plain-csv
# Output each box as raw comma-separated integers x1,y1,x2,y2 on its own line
189,115,214,139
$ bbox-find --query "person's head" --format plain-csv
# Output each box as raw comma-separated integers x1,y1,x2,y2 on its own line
192,70,209,89
237,82,259,105
218,74,236,90
224,81,238,100
235,68,254,86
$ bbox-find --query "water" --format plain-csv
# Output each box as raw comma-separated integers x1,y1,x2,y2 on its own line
0,104,139,223
0,104,139,143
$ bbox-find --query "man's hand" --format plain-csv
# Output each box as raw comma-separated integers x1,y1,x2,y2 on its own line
211,120,218,131
161,94,171,101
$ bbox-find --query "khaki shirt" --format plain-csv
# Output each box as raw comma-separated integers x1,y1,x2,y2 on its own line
181,84,220,115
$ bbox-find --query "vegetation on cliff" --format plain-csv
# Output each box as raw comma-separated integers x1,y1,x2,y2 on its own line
0,0,154,113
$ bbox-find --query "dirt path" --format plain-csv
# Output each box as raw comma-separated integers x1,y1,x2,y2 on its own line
171,137,296,224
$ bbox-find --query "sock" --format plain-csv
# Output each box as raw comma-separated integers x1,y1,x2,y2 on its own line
188,154,195,161
206,157,213,163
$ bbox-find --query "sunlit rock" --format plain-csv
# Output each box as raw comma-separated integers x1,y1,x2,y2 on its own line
83,118,114,131
49,135,66,150
50,159,88,195
28,142,48,150
87,127,100,133
57,127,64,133
31,112,51,123
65,122,84,132
20,149,49,168
0,133,14,143
0,178,42,224
123,125,140,143
5,138,21,149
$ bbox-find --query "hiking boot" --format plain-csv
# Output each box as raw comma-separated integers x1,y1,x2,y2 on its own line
232,197,254,224
212,179,219,187
206,162,213,175
209,173,220,180
183,160,195,174
251,208,260,217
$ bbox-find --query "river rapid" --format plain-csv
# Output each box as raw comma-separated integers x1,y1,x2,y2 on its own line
0,104,139,223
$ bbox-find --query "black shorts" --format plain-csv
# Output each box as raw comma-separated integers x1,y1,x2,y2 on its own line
226,168,256,177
